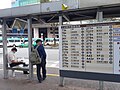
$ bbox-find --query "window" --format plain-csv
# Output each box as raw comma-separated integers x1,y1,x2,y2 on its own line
15,40,20,42
0,40,2,43
24,40,28,42
9,40,14,42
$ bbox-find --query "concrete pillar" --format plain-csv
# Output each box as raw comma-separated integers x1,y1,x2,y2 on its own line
2,19,8,79
33,28,39,38
28,17,33,80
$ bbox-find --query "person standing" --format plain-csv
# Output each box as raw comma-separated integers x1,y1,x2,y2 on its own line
35,39,47,83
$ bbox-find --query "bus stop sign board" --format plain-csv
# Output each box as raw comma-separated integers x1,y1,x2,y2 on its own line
59,22,120,82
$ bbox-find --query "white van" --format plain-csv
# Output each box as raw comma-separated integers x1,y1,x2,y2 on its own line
7,38,23,47
44,38,59,46
0,37,9,47
0,37,3,47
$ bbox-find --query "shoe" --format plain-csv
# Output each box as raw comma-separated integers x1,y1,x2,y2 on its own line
23,72,29,74
25,64,29,67
43,77,46,81
39,80,42,83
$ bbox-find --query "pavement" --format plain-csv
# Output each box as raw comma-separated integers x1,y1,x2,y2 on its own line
0,67,120,90
0,67,95,90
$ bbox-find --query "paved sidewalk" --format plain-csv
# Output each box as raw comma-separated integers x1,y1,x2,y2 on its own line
0,68,120,90
0,69,94,90
0,76,96,90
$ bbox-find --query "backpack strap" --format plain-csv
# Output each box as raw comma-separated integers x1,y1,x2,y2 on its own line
35,45,40,58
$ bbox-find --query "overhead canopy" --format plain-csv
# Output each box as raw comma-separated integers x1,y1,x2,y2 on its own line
12,18,27,29
0,0,120,26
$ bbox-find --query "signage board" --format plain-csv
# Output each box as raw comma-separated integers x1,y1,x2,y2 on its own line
60,22,120,82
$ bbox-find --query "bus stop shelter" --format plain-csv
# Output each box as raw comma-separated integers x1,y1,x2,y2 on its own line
1,0,120,80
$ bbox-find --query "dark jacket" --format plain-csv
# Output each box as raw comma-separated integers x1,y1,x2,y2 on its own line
34,45,46,61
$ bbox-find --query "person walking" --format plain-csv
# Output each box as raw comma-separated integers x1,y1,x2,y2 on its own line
35,39,47,83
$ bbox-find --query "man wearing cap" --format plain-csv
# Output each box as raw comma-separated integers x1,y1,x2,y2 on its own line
35,39,47,83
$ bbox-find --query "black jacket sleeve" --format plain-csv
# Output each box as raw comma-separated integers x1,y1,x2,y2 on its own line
37,45,46,60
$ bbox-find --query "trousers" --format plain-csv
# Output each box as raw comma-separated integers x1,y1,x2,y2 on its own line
36,61,46,81
10,62,28,74
10,62,28,67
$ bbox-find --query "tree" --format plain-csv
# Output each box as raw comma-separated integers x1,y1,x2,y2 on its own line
51,23,58,46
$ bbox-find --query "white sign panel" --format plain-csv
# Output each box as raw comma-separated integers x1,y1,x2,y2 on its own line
60,23,120,74
113,25,120,74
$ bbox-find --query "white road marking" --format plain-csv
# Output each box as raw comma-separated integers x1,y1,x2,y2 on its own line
47,61,59,68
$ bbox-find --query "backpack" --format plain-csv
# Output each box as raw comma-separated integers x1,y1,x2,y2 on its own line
29,46,41,65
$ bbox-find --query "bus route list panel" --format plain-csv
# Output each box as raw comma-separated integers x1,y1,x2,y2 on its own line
61,23,120,74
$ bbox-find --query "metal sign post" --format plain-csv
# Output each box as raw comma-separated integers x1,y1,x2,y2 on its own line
59,15,64,86
99,81,104,90
96,10,103,22
96,10,104,90
28,17,33,80
2,19,8,79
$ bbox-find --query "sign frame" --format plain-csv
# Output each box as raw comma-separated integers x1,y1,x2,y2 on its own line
59,22,120,83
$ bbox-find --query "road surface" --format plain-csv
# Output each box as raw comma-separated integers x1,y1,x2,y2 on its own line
0,48,59,68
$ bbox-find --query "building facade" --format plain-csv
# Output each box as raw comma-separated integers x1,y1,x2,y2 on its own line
32,24,59,40
11,0,40,7
11,0,52,7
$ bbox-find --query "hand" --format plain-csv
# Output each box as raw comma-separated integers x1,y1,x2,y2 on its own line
11,60,18,63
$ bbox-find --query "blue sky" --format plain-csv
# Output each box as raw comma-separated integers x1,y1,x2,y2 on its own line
0,0,11,9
